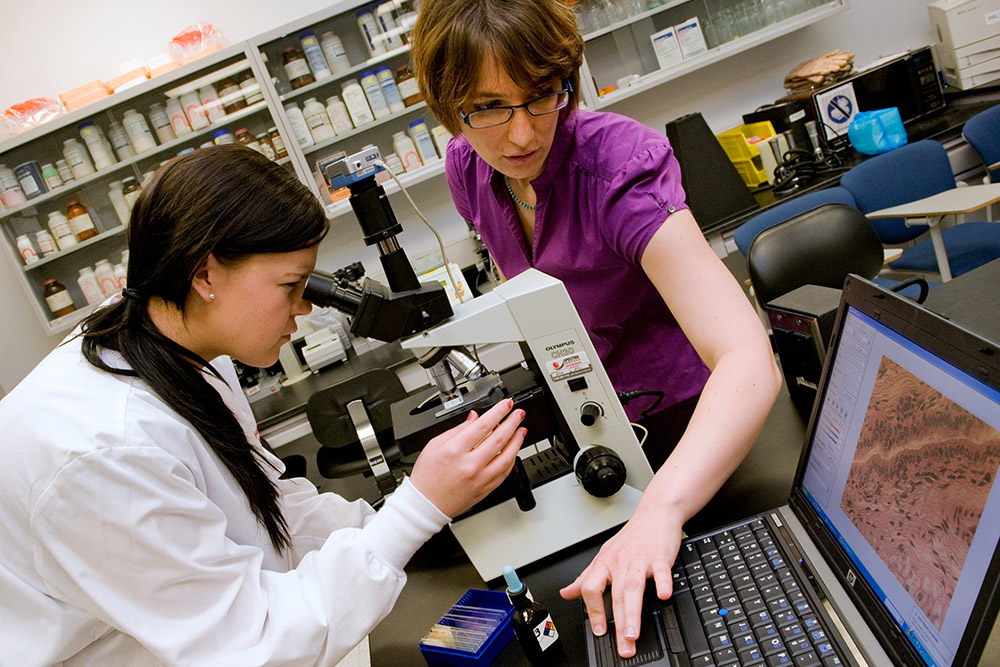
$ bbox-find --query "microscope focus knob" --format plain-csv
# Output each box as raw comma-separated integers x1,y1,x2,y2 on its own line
575,446,627,498
579,401,603,427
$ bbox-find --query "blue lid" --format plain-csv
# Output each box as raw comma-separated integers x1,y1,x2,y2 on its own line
360,70,375,78
502,566,524,595
300,29,316,39
77,121,95,129
408,118,427,128
356,7,372,15
177,148,195,155
374,65,391,73
212,129,232,138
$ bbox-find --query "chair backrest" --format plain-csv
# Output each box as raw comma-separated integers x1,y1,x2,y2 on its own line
733,186,857,256
747,203,885,306
962,103,1000,183
306,368,407,478
840,139,956,244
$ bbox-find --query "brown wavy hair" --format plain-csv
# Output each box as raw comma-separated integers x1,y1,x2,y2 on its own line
410,0,585,136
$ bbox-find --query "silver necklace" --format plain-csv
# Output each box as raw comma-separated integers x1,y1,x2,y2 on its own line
504,175,535,211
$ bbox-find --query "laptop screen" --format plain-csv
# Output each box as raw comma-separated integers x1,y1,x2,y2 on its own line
799,304,1000,666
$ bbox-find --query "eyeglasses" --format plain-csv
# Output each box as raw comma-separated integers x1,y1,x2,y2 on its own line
460,81,573,129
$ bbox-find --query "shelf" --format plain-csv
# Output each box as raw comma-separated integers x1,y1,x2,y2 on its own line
0,42,255,155
0,101,271,222
47,301,101,335
279,45,412,103
581,0,690,41
592,1,846,109
323,158,446,219
163,59,253,98
303,102,429,156
22,226,127,271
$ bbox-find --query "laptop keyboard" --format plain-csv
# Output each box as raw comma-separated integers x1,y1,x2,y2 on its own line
666,518,847,667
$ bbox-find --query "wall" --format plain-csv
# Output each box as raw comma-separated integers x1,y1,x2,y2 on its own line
0,0,936,392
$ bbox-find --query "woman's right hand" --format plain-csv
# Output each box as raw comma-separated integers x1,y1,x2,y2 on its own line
409,398,526,518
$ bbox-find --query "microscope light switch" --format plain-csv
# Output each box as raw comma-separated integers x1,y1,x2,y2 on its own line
567,377,588,392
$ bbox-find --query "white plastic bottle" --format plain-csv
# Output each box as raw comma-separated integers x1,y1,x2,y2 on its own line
181,90,210,130
303,98,335,143
382,152,405,176
375,66,406,113
47,210,78,251
359,71,390,119
148,103,177,144
62,139,96,179
199,85,226,124
17,235,39,264
374,2,403,51
299,31,332,80
56,159,75,184
408,118,439,163
325,96,354,135
341,81,375,127
320,32,351,74
108,181,130,226
392,131,422,172
77,267,105,305
107,121,136,161
431,125,452,157
113,263,128,289
165,97,192,136
283,105,315,148
78,121,116,170
122,110,157,153
0,164,26,206
35,230,58,256
357,8,387,56
95,259,119,297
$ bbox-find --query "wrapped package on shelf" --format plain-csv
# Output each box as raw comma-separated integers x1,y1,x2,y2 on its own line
59,80,111,112
1,98,66,139
169,22,228,65
107,66,150,94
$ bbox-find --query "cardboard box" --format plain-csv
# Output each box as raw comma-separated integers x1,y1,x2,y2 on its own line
651,26,684,69
106,67,149,93
676,17,708,59
58,80,111,111
928,0,1000,50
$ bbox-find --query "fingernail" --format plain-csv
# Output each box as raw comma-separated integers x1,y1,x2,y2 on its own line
516,409,525,419
506,398,515,409
626,626,637,639
593,622,605,635
518,427,528,438
466,411,477,422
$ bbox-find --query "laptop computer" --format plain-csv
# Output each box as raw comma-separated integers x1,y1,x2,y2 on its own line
586,275,1000,667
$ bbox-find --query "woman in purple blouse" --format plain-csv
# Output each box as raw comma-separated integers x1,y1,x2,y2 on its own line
411,0,782,658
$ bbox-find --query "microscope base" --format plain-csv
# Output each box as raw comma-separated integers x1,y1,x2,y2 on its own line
450,473,644,582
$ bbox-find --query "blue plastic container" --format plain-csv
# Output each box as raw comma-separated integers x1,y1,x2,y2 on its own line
419,589,515,666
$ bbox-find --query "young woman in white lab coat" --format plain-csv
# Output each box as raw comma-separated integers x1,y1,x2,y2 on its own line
0,144,527,665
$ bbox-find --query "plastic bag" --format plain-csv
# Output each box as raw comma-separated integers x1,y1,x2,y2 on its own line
168,23,227,61
848,107,907,156
1,98,65,139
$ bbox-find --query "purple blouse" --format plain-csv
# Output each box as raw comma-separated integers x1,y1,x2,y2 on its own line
446,110,710,420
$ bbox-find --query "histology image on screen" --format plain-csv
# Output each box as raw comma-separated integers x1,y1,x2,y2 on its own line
841,356,1000,630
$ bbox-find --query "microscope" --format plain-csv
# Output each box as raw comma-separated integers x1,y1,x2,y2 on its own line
304,150,654,580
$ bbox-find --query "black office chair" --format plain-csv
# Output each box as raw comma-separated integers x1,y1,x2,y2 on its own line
306,368,409,506
747,203,928,306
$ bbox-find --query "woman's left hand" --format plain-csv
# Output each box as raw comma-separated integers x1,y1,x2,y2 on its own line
559,503,684,658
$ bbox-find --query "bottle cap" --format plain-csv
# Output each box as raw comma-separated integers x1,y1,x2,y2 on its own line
408,119,426,128
502,565,524,595
66,199,79,206
235,128,249,135
43,278,56,285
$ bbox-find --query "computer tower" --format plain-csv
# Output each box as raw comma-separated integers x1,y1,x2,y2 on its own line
665,112,759,232
765,285,841,417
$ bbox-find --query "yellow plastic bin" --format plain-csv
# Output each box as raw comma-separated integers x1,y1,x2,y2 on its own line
716,121,776,187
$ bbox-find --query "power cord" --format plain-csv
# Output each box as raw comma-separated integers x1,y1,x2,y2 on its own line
771,148,844,194
374,160,467,304
631,422,649,448
616,389,665,419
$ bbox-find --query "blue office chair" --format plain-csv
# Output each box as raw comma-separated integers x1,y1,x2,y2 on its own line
733,186,857,256
963,103,1000,184
840,140,1000,278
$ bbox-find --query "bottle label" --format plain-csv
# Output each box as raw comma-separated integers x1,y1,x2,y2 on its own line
533,614,559,650
20,245,38,263
240,79,264,104
46,290,74,312
284,59,311,80
127,118,150,137
69,213,96,235
398,77,420,99
99,276,119,295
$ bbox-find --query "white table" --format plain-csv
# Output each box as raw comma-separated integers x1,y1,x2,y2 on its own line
866,182,1000,282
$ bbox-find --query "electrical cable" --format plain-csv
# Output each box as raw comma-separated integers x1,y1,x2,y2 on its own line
631,422,649,448
374,160,466,304
616,389,665,419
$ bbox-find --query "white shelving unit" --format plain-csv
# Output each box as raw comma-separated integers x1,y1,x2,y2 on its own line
0,0,848,336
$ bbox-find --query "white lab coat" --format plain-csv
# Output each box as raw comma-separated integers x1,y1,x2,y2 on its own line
0,333,448,666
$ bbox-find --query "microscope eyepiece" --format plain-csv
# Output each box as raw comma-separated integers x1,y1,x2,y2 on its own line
303,271,364,316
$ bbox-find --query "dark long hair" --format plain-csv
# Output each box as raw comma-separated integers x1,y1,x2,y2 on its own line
80,145,328,553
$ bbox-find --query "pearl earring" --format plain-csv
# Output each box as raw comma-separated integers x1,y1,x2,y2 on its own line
209,293,215,301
